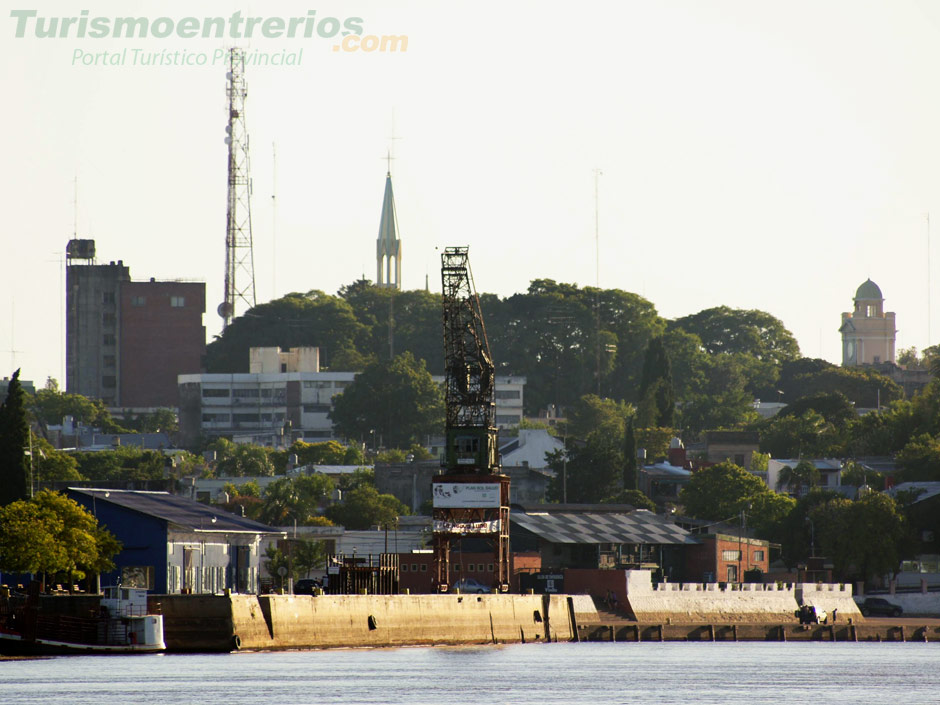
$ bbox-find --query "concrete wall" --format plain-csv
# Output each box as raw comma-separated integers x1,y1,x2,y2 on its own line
795,583,861,618
622,570,860,624
156,592,590,651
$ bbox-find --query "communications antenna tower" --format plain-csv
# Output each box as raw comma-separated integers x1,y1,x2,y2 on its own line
432,247,510,592
218,47,257,328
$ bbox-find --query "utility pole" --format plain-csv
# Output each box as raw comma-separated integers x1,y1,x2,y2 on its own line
594,168,603,395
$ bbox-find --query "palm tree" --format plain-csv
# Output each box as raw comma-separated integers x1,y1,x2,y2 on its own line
777,460,820,496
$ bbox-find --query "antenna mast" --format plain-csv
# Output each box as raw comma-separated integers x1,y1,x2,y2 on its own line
219,47,257,328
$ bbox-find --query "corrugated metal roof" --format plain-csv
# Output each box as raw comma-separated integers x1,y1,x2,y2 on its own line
510,507,696,545
69,488,283,535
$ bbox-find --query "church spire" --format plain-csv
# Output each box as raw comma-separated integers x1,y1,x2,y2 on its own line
376,166,401,289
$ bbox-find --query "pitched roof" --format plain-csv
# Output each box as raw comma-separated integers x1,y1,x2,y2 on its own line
69,488,283,535
510,506,696,545
377,173,399,249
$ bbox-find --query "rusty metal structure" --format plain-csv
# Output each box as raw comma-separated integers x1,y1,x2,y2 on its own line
432,247,510,592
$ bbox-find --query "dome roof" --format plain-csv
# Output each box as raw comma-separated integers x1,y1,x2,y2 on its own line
854,279,883,300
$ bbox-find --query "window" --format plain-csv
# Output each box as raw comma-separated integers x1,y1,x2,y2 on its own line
102,312,116,326
487,564,494,573
232,388,260,398
102,291,116,304
131,295,146,307
495,390,520,400
303,404,331,413
721,550,741,561
401,564,408,572
202,388,230,398
102,333,116,346
753,550,765,562
334,381,351,389
303,381,333,389
468,564,475,572
420,564,427,572
202,413,231,423
411,564,418,572
496,415,519,425
478,564,485,572
170,296,185,307
103,354,116,368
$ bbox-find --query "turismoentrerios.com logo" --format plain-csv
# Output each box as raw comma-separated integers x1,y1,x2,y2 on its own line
10,9,374,41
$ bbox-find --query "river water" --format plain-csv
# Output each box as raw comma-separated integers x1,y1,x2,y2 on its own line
2,642,938,704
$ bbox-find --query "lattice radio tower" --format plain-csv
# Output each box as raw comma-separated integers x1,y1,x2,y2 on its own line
218,47,257,328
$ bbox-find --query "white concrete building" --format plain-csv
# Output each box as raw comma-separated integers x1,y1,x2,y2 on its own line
179,348,526,446
430,374,526,428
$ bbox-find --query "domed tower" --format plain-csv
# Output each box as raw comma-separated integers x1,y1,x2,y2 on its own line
839,279,896,366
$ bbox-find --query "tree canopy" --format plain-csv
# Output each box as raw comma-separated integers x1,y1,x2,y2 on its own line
0,490,121,585
329,352,444,448
0,369,30,505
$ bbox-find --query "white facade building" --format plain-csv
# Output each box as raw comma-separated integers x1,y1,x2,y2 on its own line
179,348,525,446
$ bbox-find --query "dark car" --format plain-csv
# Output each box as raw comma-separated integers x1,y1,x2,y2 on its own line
294,579,320,595
857,597,903,617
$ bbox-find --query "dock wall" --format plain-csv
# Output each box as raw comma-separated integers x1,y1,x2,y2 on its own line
155,592,585,651
623,571,860,623
796,583,861,617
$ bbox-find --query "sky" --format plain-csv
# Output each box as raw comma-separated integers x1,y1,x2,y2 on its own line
5,0,940,388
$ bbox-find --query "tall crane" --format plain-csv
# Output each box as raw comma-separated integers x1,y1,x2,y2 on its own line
432,247,510,592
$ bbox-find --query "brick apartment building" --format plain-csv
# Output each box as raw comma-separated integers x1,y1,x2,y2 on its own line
66,238,205,409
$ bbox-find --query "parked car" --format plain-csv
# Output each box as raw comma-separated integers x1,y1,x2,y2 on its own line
451,578,491,594
857,597,903,617
293,579,320,595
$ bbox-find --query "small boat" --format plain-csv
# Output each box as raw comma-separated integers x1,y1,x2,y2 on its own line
0,582,165,655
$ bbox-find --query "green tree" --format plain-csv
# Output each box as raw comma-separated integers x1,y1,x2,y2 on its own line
776,358,902,409
895,434,940,482
324,485,408,530
565,395,630,440
209,439,275,477
840,460,885,491
205,291,366,372
602,488,656,510
776,460,821,496
329,352,444,448
264,538,329,587
73,446,169,483
759,410,842,458
30,385,128,433
258,475,334,526
0,370,31,505
273,440,364,471
670,306,800,394
547,432,623,503
637,336,675,427
679,354,757,433
0,490,121,587
623,414,638,491
30,433,83,484
121,408,178,434
679,461,770,521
